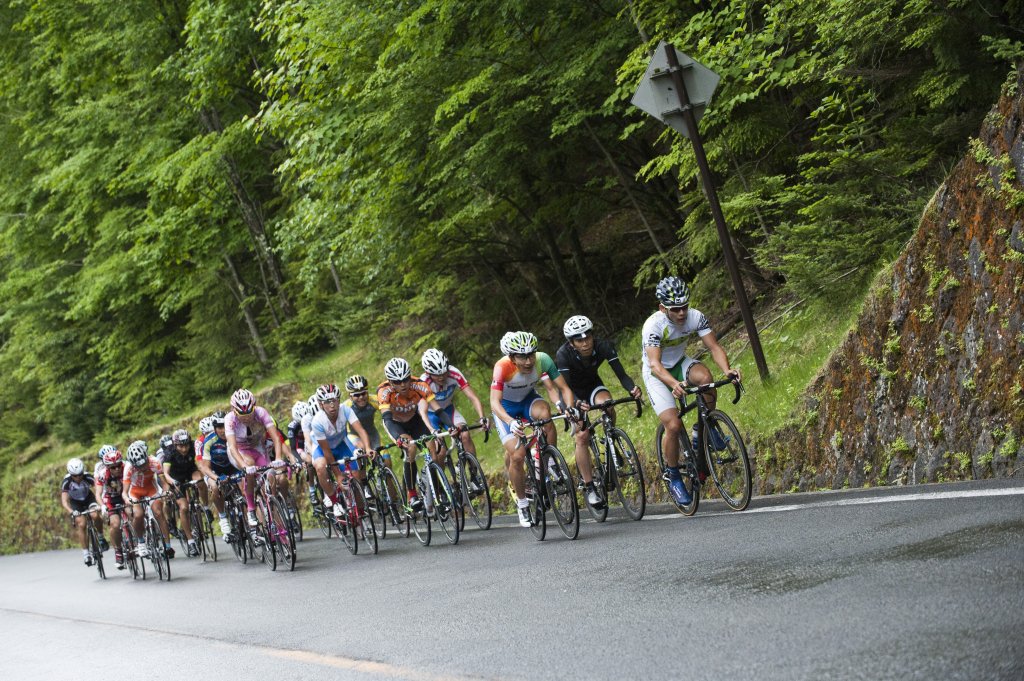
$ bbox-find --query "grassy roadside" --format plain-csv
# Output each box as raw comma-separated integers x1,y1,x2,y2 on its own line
0,284,870,554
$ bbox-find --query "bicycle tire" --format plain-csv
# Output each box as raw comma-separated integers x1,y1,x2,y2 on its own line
428,462,460,546
167,497,188,554
88,523,106,580
526,456,546,541
196,505,217,562
349,478,378,555
410,477,432,547
227,497,247,563
121,523,141,580
702,410,752,511
146,517,165,581
257,498,277,571
544,446,579,540
333,486,358,555
584,438,608,523
445,458,466,533
654,423,700,516
381,466,408,538
279,490,303,543
268,496,296,571
364,475,387,541
459,451,492,530
610,428,646,520
311,483,332,539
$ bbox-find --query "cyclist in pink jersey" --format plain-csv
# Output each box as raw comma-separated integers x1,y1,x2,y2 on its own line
225,388,288,528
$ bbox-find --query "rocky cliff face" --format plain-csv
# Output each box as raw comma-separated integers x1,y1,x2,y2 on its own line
756,67,1024,492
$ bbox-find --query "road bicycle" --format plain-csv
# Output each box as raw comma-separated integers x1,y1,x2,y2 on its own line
275,463,304,542
434,423,493,531
71,509,106,580
221,473,256,564
654,378,752,515
517,413,579,541
129,494,172,581
255,465,296,571
361,448,408,540
328,458,378,556
578,397,646,522
404,433,460,546
182,479,216,562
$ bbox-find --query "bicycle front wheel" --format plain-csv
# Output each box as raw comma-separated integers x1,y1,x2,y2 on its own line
428,462,459,546
364,475,387,541
544,446,579,540
380,466,408,538
121,523,142,580
350,479,378,555
146,518,166,581
311,484,332,539
410,477,432,547
459,451,492,530
268,496,296,571
703,410,752,511
609,428,646,520
584,438,608,523
88,523,106,580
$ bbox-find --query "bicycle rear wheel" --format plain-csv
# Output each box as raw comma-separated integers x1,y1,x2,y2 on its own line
428,462,459,546
702,410,752,511
268,496,296,571
610,428,646,520
584,438,608,523
544,446,579,540
459,451,492,530
654,423,699,516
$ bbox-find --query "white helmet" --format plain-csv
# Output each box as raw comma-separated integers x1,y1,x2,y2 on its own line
315,383,341,401
563,315,594,340
66,458,85,476
421,348,449,375
504,331,538,355
384,357,412,382
499,332,516,355
126,440,149,467
97,444,117,461
198,417,214,435
230,388,256,414
291,401,308,422
307,395,322,415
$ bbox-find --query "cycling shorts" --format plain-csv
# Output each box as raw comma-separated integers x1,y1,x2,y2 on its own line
493,391,544,444
128,484,159,501
313,439,360,471
69,494,100,514
208,462,238,479
388,417,431,443
643,357,700,416
235,447,270,468
426,405,467,430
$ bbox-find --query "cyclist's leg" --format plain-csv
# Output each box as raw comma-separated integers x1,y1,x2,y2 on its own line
130,497,146,539
71,510,87,549
311,452,337,500
107,506,122,550
529,398,554,443
176,493,193,540
685,361,716,411
192,470,209,507
644,364,683,467
151,498,170,543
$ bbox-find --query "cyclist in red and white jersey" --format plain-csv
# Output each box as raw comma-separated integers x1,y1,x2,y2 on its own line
224,388,287,528
419,348,490,457
94,445,127,568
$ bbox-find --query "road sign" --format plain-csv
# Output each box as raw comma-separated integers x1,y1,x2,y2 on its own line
630,41,720,139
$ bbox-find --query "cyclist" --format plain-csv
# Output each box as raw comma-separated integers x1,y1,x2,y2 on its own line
489,331,580,527
377,357,454,509
195,416,215,460
419,349,490,457
556,315,642,508
196,411,237,539
163,429,203,557
94,445,127,568
343,375,382,453
301,394,321,505
287,401,310,464
642,276,741,506
309,383,373,519
122,440,173,558
154,434,173,465
224,388,288,528
60,458,101,566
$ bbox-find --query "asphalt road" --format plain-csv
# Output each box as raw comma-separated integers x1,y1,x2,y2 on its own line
2,479,1022,681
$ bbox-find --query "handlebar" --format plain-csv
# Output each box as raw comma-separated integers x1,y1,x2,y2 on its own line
589,396,643,419
682,378,743,405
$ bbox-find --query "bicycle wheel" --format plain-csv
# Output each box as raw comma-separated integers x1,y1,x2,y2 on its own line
445,459,466,533
381,467,408,538
227,498,247,563
311,484,333,539
166,499,187,554
702,410,752,511
146,518,166,581
278,490,303,543
584,438,608,523
654,423,699,516
268,496,296,571
197,505,217,562
459,452,492,530
409,477,432,547
544,446,579,540
349,479,378,555
526,458,546,541
333,490,358,555
88,523,106,580
256,500,277,571
610,428,646,520
121,523,141,580
428,462,459,546
364,475,387,541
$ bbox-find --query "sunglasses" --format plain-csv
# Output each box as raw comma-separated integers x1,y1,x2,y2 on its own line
512,352,536,360
665,305,688,314
320,397,340,405
390,378,411,385
234,407,255,415
350,391,368,398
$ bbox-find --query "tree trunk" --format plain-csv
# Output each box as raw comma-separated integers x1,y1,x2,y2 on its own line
537,221,586,311
328,261,343,294
223,255,269,366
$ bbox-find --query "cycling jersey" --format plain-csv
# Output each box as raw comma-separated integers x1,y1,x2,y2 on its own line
163,447,198,483
201,434,235,474
193,436,205,461
343,397,381,450
376,380,436,423
123,458,163,498
286,419,305,454
310,406,360,452
490,352,557,403
640,309,712,370
61,473,96,503
225,407,276,451
94,464,125,505
555,338,636,403
419,367,469,410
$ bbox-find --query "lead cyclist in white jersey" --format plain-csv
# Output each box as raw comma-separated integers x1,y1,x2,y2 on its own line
641,276,741,506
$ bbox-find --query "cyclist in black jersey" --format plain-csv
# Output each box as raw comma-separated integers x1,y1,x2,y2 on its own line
556,315,643,508
163,429,202,556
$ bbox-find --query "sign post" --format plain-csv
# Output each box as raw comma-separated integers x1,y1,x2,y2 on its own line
631,41,770,381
